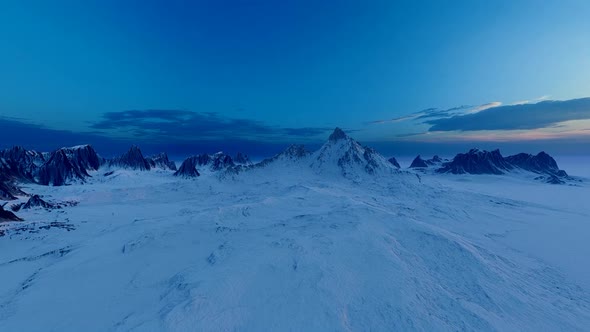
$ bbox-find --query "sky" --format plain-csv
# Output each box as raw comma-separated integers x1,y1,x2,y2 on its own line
1,0,589,157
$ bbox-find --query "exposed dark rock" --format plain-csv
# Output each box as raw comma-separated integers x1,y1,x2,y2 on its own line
22,195,57,210
387,157,401,168
38,149,89,186
146,152,177,171
505,152,566,176
410,155,428,168
174,157,201,177
437,149,512,175
1,145,100,186
0,146,45,182
312,128,397,178
328,127,347,141
0,173,27,200
0,202,23,222
175,152,238,177
234,152,252,165
256,145,310,168
59,145,101,172
108,145,151,171
536,174,566,185
410,155,446,168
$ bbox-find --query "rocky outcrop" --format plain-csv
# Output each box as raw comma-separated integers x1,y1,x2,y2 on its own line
256,145,310,168
234,152,252,165
387,157,401,168
0,146,45,182
174,157,201,178
410,155,445,168
1,145,101,186
0,203,23,222
38,149,90,186
410,156,428,168
108,146,151,171
437,149,512,175
311,128,397,178
59,145,101,172
505,152,566,176
21,195,56,210
146,153,177,171
435,149,570,184
0,179,27,200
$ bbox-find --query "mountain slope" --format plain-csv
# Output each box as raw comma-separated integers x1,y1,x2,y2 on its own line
108,146,151,171
437,149,513,175
147,153,177,171
310,128,398,179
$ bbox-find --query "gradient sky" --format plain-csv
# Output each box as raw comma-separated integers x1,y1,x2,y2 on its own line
1,0,589,157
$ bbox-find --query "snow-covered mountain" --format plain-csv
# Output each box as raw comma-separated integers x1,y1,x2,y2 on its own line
233,152,252,165
505,151,567,176
37,145,103,186
433,149,571,184
437,149,511,175
146,152,177,171
410,155,446,168
174,152,236,178
310,128,399,179
37,149,88,186
1,130,590,330
387,156,401,168
59,145,102,172
256,144,310,169
0,146,45,182
174,157,202,178
108,145,152,171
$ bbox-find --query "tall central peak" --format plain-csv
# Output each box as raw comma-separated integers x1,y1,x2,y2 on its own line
328,127,348,141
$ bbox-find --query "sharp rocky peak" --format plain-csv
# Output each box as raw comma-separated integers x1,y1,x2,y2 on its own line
312,128,397,178
328,127,348,141
109,145,151,171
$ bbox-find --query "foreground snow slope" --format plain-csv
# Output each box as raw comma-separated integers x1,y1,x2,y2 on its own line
1,167,589,331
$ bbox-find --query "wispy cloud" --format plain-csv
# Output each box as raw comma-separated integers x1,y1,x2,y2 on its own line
370,102,501,125
465,102,502,114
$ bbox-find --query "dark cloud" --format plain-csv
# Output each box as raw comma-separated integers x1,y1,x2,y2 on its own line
427,98,590,132
91,109,331,140
1,111,336,159
0,116,299,159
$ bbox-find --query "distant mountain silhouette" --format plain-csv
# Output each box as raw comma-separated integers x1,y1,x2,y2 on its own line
435,149,570,183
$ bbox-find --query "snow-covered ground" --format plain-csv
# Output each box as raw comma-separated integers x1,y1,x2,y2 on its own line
1,164,590,331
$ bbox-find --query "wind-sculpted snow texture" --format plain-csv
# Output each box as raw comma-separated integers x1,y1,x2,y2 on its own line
1,129,589,331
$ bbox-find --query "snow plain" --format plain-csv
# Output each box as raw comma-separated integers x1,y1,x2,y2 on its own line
1,160,590,331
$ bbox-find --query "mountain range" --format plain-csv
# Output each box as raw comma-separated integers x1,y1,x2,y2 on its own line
0,128,576,221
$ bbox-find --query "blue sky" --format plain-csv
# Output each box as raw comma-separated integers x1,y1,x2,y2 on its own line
1,0,589,156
